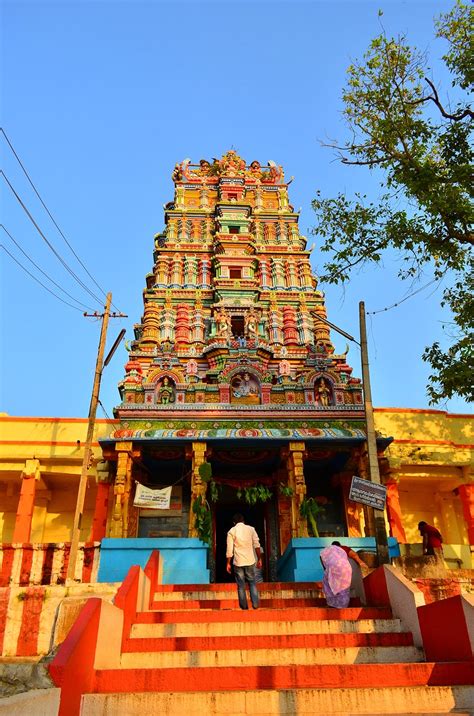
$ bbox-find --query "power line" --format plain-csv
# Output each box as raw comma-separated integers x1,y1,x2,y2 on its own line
366,278,441,315
0,244,83,312
1,170,104,306
0,127,121,311
1,224,96,311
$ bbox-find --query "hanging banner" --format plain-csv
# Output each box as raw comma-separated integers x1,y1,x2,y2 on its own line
133,483,172,509
349,475,387,511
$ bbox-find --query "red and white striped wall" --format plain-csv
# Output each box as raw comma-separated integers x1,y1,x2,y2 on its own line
0,542,100,587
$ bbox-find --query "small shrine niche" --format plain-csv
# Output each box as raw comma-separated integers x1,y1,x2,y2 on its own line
314,377,333,407
230,372,260,404
157,376,176,404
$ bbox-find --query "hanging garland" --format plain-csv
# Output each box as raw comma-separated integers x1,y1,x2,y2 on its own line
236,484,273,505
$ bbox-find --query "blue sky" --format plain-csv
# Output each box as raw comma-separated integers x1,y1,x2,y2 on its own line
1,0,470,418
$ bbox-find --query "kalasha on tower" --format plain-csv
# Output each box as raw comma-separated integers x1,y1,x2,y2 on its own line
100,151,383,582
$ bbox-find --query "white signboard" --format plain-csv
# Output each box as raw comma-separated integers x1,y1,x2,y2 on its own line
133,483,172,510
349,475,387,511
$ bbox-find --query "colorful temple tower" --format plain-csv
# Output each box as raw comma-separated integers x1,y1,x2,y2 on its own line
101,151,380,581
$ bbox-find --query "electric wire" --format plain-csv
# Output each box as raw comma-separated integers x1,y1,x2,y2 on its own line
0,127,122,311
0,244,83,312
98,400,113,421
1,224,96,311
1,170,104,306
366,277,441,315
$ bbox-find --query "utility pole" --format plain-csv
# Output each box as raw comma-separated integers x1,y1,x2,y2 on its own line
359,301,390,565
67,293,126,582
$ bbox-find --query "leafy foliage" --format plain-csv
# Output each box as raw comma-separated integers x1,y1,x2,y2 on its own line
192,495,212,545
198,462,213,483
208,479,220,503
299,497,324,538
236,485,273,505
279,483,294,497
312,1,473,403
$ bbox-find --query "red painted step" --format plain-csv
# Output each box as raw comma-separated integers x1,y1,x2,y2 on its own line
153,581,319,593
150,596,329,610
123,630,414,653
93,661,474,693
135,605,394,624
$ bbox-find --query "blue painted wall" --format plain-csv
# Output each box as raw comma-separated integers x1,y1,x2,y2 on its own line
97,537,210,584
277,537,400,582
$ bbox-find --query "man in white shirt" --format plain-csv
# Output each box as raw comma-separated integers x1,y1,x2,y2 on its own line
226,513,262,610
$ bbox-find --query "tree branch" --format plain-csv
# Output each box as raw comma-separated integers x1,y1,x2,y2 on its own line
424,77,474,120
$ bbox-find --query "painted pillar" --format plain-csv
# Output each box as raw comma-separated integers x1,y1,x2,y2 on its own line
200,188,209,209
340,474,363,537
91,483,110,542
259,259,269,288
175,304,191,345
285,442,307,538
91,461,111,541
200,258,209,288
13,459,41,543
457,483,474,544
188,442,208,537
110,443,140,538
141,302,161,349
287,260,298,289
282,306,299,345
385,479,407,543
357,450,375,537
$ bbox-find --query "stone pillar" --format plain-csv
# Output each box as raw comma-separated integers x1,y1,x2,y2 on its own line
385,479,407,543
285,442,307,538
13,459,41,543
188,442,208,537
110,443,140,538
457,483,474,544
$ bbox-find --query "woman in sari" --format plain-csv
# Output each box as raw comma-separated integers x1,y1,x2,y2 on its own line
320,544,352,608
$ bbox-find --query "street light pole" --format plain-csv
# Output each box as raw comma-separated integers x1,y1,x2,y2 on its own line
359,301,390,565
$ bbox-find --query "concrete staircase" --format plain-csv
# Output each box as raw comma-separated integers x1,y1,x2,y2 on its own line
50,556,474,715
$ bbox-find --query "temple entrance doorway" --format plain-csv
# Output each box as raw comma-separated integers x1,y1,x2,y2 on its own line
213,485,267,583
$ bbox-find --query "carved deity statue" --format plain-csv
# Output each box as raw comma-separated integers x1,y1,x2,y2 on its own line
218,150,246,177
279,360,291,377
316,378,331,407
159,376,175,404
231,372,259,399
215,307,231,338
186,359,199,382
247,160,262,180
245,308,258,338
197,159,211,176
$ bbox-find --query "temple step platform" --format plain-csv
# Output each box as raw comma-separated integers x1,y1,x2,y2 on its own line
48,551,474,715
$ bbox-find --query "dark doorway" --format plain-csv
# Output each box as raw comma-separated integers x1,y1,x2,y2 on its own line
231,315,245,337
213,488,267,583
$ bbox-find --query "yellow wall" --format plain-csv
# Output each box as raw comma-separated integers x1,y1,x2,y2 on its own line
375,408,473,554
1,411,472,550
0,417,114,542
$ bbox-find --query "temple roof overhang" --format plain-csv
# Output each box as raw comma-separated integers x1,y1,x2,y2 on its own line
99,416,393,451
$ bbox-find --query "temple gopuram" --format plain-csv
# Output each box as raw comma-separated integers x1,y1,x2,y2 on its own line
97,150,397,582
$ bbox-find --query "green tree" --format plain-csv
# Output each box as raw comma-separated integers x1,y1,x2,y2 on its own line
312,1,473,403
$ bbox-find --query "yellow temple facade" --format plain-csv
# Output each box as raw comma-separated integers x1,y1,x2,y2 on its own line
0,408,472,575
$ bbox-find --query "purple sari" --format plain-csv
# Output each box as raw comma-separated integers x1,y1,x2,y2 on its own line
320,545,352,608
